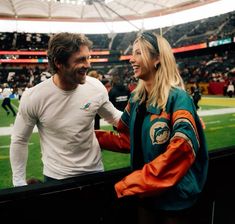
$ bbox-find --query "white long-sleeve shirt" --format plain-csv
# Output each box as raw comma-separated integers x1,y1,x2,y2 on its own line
2,87,12,99
10,76,122,186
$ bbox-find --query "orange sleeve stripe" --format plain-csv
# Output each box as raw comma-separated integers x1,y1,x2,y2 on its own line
172,110,196,129
150,111,170,122
172,110,199,138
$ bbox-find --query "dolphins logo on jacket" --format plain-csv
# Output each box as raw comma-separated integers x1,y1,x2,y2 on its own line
150,121,170,145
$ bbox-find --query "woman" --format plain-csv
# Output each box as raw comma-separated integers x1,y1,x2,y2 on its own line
96,32,208,224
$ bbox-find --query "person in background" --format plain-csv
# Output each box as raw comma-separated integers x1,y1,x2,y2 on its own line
191,82,201,110
87,69,103,81
108,72,131,130
17,86,24,101
190,83,206,129
109,73,131,112
87,69,103,129
1,83,16,116
227,80,234,98
96,32,208,224
10,32,122,187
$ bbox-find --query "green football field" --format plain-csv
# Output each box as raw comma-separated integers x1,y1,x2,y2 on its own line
0,97,235,189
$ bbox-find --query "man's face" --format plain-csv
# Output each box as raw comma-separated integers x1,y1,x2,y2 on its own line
59,45,91,86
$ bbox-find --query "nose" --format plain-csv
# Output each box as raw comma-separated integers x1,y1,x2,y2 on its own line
85,58,91,68
129,55,135,64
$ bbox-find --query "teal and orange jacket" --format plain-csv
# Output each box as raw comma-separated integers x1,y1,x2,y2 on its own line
96,87,208,211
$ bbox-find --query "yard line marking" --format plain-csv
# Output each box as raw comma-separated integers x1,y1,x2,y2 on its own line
208,124,235,130
0,142,34,149
198,108,235,116
0,155,9,160
11,102,18,111
0,126,38,136
0,145,10,149
209,127,223,130
205,120,221,124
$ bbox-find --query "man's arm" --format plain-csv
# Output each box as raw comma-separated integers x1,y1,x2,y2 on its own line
98,99,122,127
95,118,130,153
10,93,36,187
10,113,35,186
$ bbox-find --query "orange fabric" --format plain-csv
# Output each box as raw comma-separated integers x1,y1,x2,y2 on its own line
117,118,129,132
150,112,170,122
115,137,195,198
200,117,206,129
95,130,130,153
172,110,199,139
172,110,196,129
125,101,131,114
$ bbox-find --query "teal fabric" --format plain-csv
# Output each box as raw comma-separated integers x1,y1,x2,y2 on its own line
120,87,209,210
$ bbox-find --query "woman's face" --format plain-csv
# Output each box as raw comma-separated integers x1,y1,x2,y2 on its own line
129,41,156,82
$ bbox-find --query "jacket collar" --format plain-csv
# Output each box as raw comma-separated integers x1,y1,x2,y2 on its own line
147,104,162,115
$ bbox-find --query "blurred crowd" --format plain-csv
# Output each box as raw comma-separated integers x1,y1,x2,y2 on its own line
0,11,234,97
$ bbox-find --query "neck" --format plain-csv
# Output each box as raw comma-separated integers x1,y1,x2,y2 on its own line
53,74,77,91
144,79,154,94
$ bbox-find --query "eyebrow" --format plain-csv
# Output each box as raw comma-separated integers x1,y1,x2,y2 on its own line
132,49,142,56
76,55,91,61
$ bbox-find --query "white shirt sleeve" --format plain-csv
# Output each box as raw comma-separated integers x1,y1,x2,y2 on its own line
2,88,12,98
10,92,37,187
97,87,122,127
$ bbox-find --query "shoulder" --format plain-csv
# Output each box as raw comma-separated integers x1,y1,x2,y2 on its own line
169,87,190,99
167,87,194,111
127,92,135,102
126,93,137,110
85,76,107,92
22,79,52,101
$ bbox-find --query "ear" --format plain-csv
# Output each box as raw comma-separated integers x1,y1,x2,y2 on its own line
54,59,62,70
154,58,160,69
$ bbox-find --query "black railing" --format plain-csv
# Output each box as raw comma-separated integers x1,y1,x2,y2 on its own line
0,146,235,224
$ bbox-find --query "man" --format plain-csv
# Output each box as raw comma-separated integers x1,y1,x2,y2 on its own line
191,83,201,110
109,73,130,112
108,72,131,130
1,83,16,116
10,32,122,187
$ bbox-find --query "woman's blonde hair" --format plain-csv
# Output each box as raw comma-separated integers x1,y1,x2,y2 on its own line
132,33,185,110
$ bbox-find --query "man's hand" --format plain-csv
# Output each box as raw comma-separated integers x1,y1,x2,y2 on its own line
26,178,42,185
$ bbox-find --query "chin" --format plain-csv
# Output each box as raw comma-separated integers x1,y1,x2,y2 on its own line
79,78,86,85
75,75,86,84
79,80,86,85
134,73,141,79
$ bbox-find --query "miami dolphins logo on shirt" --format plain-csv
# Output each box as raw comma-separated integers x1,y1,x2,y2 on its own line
80,102,91,110
150,122,170,145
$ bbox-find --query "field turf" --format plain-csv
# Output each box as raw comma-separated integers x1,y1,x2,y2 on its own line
0,97,235,189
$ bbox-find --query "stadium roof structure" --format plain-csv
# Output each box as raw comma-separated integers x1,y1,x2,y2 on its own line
0,0,234,33
0,0,219,22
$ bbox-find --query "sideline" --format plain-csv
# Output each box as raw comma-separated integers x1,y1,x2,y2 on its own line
0,108,235,136
0,126,38,136
197,108,235,116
